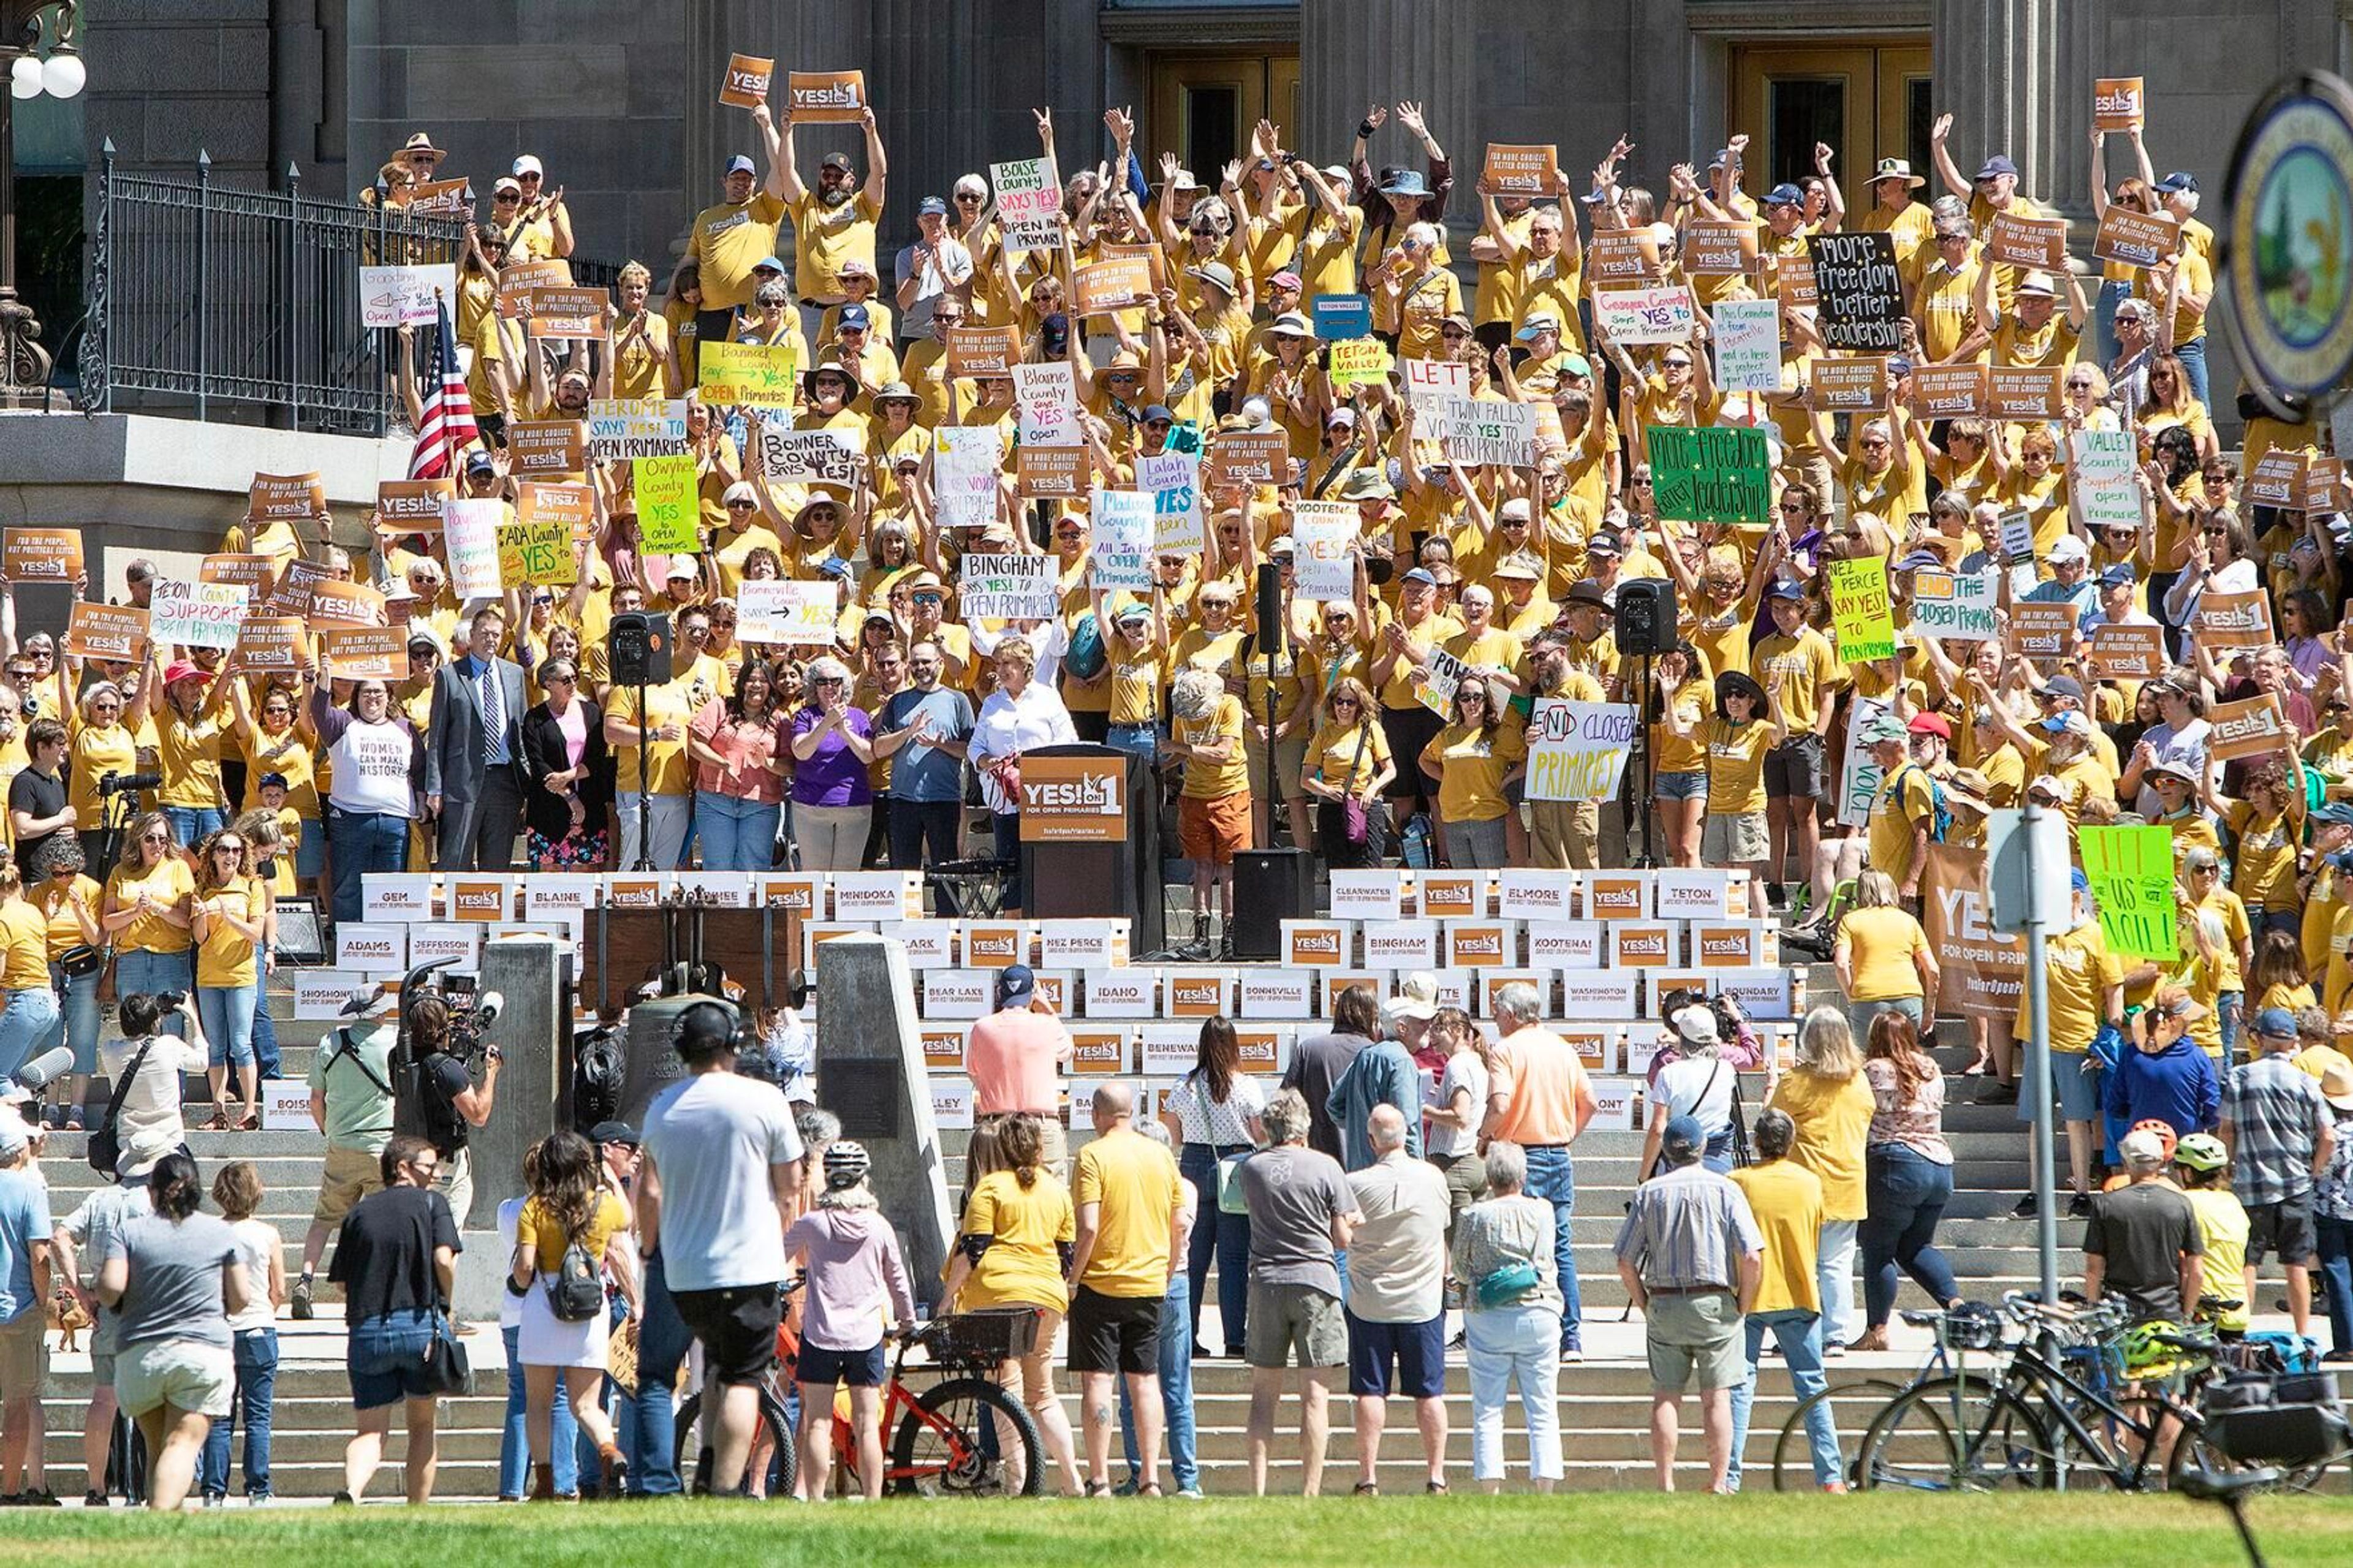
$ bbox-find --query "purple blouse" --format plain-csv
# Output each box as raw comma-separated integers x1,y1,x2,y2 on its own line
790,704,874,808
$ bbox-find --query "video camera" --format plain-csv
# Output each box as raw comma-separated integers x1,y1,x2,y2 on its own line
396,958,506,1067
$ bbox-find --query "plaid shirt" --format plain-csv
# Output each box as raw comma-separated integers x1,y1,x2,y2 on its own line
2219,1056,2331,1207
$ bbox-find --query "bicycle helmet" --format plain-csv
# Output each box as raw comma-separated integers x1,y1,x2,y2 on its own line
2174,1132,2228,1173
2120,1319,2198,1381
824,1140,872,1189
2129,1118,2179,1163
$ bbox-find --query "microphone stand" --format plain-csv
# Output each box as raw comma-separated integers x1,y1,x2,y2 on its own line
631,677,654,872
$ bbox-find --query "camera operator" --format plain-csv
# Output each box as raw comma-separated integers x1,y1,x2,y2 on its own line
407,991,501,1224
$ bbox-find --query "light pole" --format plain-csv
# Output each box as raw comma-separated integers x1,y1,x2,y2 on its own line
2,0,83,404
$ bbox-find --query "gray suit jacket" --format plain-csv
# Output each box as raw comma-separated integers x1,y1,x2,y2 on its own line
423,655,528,802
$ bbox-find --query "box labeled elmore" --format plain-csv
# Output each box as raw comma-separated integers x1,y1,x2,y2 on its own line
1496,869,1575,922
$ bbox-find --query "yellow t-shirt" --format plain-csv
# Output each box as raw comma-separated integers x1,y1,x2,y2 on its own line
1306,719,1392,795
158,710,230,811
1106,640,1166,728
1838,905,1930,1001
1653,682,1710,776
607,680,695,797
1700,716,1774,816
2183,1188,2250,1331
515,1189,632,1273
1072,1127,1181,1299
691,192,789,311
1420,722,1527,824
788,190,882,304
1728,1161,1824,1315
107,857,196,955
33,873,100,960
1765,1069,1876,1221
2227,801,2302,912
67,721,138,827
955,1169,1075,1312
0,900,47,992
1175,695,1250,801
194,874,265,989
1752,628,1843,736
238,722,320,819
2017,921,2123,1051
1867,765,1938,887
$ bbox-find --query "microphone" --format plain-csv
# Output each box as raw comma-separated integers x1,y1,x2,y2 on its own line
472,990,504,1029
10,1047,74,1094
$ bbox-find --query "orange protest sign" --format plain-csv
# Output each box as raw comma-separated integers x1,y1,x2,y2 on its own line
232,616,309,672
787,69,866,122
2005,602,2077,661
1586,230,1662,288
61,602,149,663
945,325,1020,379
1681,221,1760,277
375,478,453,531
1482,143,1558,197
497,259,573,319
2088,624,2167,681
1073,257,1155,317
1775,255,1819,309
526,286,608,339
507,420,586,476
308,580,388,629
320,626,404,681
1206,430,1290,488
2209,692,2291,762
2092,208,2181,270
518,481,596,543
0,528,81,583
2094,77,2145,133
200,555,275,591
719,53,774,109
1986,213,2068,271
2195,590,2274,650
1808,357,1889,414
407,178,472,217
1988,365,2064,420
249,472,324,521
1017,756,1128,842
268,559,338,616
1015,447,1086,500
1908,363,1988,419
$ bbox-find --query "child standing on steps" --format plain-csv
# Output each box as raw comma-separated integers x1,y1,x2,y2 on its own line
199,1161,286,1503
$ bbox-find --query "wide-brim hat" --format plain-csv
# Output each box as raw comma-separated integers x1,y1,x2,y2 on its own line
801,365,865,406
1715,670,1767,710
1871,157,1927,189
400,132,447,164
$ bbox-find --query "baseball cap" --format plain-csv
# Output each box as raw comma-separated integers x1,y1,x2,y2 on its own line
588,1121,642,1149
816,557,854,581
1514,314,1560,341
1555,351,1593,379
2155,172,2199,195
2047,534,2090,564
1767,579,1805,601
726,154,756,176
1906,712,1952,740
1672,1007,1719,1048
996,965,1037,1008
464,447,498,475
1765,183,1806,207
2098,563,2138,587
2254,1007,2300,1041
820,151,853,172
917,195,949,216
1142,404,1175,425
2069,867,2092,895
1864,714,1910,745
1976,154,2020,181
257,771,289,792
752,254,787,275
1402,567,1439,589
512,155,544,178
1386,971,1440,1024
1584,531,1624,558
2119,1127,2169,1172
1267,536,1297,558
1270,270,1305,292
838,303,871,330
494,176,522,196
1661,1115,1705,1160
2044,675,2086,702
0,1121,26,1164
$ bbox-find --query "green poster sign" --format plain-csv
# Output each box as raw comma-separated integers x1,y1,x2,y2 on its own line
2078,824,2178,962
634,452,700,554
1646,424,1771,526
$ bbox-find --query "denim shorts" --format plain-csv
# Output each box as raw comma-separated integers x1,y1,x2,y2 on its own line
1654,769,1709,802
347,1308,439,1410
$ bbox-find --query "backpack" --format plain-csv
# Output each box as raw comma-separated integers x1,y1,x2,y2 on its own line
546,1231,607,1322
1890,763,1953,844
572,1031,624,1129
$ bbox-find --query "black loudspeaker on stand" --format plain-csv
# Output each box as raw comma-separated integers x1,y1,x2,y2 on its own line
1612,580,1676,870
608,613,674,871
1231,849,1313,959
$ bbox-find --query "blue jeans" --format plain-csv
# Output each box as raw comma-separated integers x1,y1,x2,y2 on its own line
2093,278,2133,364
1860,1144,1961,1328
0,985,59,1081
113,948,192,1008
1106,722,1159,765
251,972,280,1079
2316,1213,2353,1357
327,807,409,925
499,1322,578,1498
1727,1309,1837,1490
165,806,227,849
40,963,101,1076
1118,1272,1199,1492
1521,1146,1583,1350
992,812,1024,909
692,791,781,871
623,1250,693,1495
1180,1143,1251,1354
199,1327,278,1498
2219,991,2243,1071
2176,335,2209,407
197,984,257,1070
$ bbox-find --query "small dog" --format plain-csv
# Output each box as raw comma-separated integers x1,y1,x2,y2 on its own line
47,1286,92,1353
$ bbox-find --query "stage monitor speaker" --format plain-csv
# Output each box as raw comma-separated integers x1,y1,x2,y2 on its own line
608,611,673,686
1255,561,1284,653
1230,848,1314,960
1614,578,1677,657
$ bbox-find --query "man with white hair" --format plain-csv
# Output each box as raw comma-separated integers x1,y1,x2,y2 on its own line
1343,1105,1450,1494
1240,1088,1360,1496
1482,980,1596,1359
2084,1126,2205,1322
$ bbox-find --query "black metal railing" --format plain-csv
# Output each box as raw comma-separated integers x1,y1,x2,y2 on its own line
77,143,623,437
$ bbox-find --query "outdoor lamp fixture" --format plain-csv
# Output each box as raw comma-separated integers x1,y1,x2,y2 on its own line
2,0,81,400
9,0,81,100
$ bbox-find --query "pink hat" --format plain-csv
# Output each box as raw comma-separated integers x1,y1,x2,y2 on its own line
163,660,210,687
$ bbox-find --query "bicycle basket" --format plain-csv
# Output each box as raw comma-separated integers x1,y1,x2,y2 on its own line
1942,1303,2002,1351
927,1306,1041,1367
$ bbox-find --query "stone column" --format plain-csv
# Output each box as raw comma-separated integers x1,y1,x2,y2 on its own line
1933,0,2083,217
466,936,567,1230
1300,0,1474,175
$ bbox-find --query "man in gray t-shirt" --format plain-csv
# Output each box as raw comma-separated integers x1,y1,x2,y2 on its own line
1235,1088,1360,1496
55,1181,151,1499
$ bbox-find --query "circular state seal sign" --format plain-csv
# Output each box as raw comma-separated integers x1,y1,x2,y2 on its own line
2224,72,2353,403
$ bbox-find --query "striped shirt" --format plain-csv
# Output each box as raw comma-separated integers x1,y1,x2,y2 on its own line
2220,1056,2332,1207
1612,1161,1762,1292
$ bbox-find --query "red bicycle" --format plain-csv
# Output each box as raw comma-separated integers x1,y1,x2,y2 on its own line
674,1294,1044,1498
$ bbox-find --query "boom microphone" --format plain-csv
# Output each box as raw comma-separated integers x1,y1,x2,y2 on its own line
10,1047,74,1093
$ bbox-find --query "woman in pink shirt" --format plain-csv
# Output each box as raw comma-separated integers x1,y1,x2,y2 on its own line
784,1141,915,1501
686,657,791,870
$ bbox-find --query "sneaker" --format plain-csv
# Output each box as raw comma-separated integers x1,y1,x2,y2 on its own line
18,1490,59,1507
2067,1192,2094,1221
2321,1349,2353,1364
203,1493,225,1508
1176,1485,1205,1499
290,1274,314,1321
330,1491,356,1507
81,1491,109,1509
1824,1341,1847,1358
1981,1082,2019,1105
2011,1192,2039,1220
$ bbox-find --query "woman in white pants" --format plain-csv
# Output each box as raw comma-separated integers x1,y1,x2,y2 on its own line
1449,1142,1564,1491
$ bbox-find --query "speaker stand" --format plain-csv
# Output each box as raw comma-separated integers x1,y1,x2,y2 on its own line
1630,648,1659,869
630,678,654,871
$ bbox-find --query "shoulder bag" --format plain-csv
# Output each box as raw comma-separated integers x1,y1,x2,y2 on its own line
86,1037,157,1181
1338,722,1391,860
420,1311,473,1395
1194,1077,1254,1216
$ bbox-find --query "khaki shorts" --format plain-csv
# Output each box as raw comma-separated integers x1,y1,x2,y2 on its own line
0,1309,47,1396
313,1143,386,1225
1644,1289,1746,1393
1245,1281,1347,1370
1701,810,1770,865
115,1338,234,1420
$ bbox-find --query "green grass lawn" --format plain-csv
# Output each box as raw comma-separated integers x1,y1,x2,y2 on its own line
7,1494,2353,1568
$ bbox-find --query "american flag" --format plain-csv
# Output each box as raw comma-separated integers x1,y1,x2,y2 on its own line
407,297,479,479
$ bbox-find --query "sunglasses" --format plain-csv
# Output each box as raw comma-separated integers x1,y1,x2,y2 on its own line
548,672,578,684
214,843,246,855
957,192,984,203
813,676,846,687
142,832,170,844
1330,697,1361,709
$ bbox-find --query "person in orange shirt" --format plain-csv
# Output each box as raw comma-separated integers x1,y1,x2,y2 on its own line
1480,981,1599,1357
964,964,1074,1173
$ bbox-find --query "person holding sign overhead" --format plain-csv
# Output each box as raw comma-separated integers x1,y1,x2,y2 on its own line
689,104,790,349
153,656,237,851
778,99,888,312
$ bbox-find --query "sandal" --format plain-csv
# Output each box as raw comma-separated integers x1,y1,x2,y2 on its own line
1352,1481,1380,1496
1426,1479,1449,1494
208,1106,230,1132
1135,1482,1164,1498
1085,1480,1113,1499
240,1109,262,1131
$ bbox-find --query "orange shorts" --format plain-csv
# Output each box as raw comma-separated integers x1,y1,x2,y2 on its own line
1180,792,1251,867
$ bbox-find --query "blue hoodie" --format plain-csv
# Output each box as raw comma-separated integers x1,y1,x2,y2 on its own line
2104,1036,2221,1136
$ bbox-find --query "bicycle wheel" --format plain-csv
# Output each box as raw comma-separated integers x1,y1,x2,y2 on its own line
1771,1379,1907,1492
2167,1417,2346,1495
673,1389,799,1498
887,1376,1043,1498
1855,1376,2061,1491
